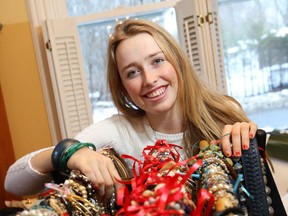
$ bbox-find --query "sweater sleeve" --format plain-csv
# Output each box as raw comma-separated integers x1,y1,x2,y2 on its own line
74,114,148,169
4,115,127,196
4,147,54,196
74,114,131,150
4,115,143,196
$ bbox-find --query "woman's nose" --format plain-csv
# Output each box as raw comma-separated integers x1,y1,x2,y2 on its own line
143,70,157,86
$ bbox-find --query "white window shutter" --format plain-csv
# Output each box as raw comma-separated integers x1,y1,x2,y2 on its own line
176,0,227,93
42,18,93,139
176,0,207,77
206,0,227,93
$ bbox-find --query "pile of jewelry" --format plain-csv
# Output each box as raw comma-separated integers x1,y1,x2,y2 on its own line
17,139,262,216
117,140,196,215
17,169,115,216
116,139,246,216
189,140,245,215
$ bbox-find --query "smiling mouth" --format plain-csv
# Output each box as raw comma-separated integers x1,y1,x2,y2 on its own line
145,86,167,99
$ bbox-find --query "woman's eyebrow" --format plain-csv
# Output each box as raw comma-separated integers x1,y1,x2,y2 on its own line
120,62,137,74
144,51,163,61
120,51,163,74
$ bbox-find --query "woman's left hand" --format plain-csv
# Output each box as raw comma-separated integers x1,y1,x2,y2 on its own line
212,122,258,157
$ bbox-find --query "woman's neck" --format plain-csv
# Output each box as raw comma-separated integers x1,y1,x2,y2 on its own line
145,112,185,134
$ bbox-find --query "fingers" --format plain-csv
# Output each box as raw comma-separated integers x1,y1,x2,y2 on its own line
248,122,258,139
221,124,233,157
67,149,122,200
98,160,122,200
240,122,250,151
87,156,121,200
221,122,258,157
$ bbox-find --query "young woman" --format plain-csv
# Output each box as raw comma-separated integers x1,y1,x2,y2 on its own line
5,19,257,200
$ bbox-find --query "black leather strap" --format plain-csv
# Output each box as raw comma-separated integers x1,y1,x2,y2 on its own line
242,129,287,216
257,130,287,216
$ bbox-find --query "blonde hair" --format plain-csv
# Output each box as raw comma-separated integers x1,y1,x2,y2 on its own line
107,19,250,156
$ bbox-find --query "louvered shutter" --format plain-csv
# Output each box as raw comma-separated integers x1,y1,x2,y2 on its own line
176,0,227,93
176,0,206,77
42,18,93,139
206,0,227,93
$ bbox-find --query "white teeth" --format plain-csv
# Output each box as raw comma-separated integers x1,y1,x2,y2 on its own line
146,87,165,98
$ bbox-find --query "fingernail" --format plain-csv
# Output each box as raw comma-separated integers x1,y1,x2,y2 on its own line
249,133,254,139
235,151,241,157
243,144,248,150
225,151,231,157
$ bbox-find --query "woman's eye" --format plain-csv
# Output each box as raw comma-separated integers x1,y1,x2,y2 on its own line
127,69,140,79
154,58,164,65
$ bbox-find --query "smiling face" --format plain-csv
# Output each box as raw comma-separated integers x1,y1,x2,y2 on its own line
115,33,179,117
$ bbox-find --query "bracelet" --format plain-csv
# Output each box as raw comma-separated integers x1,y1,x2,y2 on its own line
59,142,96,173
52,138,78,173
51,138,96,174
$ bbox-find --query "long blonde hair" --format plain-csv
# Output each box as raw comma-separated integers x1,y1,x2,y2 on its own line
107,19,250,156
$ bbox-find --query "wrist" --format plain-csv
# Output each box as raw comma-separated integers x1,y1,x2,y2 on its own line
51,138,96,175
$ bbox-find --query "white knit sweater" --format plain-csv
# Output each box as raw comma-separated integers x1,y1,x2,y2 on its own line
5,114,186,196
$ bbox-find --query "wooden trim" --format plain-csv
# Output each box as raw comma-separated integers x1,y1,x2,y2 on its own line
0,86,21,208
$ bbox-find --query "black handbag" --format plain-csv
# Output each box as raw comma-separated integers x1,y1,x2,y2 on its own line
241,129,286,215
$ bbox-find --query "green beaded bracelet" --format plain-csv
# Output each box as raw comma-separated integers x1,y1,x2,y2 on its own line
58,142,96,174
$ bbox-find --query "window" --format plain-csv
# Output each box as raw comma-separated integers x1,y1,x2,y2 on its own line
64,0,288,132
218,0,288,131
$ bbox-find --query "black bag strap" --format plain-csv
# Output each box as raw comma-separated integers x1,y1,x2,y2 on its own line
257,129,287,216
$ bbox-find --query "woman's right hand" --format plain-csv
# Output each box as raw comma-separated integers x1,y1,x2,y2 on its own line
66,147,122,200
